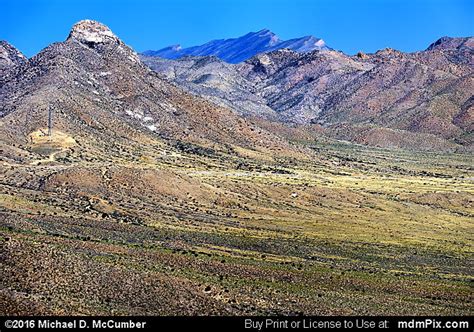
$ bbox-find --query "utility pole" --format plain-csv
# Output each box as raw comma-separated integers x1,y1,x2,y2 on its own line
48,106,53,138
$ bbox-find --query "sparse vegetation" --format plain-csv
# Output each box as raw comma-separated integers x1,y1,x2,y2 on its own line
1,139,472,315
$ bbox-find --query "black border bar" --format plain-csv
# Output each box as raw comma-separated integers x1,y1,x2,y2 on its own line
0,316,472,331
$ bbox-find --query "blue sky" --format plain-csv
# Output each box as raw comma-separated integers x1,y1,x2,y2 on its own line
2,0,473,57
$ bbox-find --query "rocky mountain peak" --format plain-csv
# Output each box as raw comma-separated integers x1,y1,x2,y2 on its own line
303,36,325,46
255,29,280,45
68,20,120,45
169,44,182,51
257,28,272,34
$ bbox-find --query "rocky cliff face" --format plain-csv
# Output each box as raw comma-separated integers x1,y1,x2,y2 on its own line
142,37,474,151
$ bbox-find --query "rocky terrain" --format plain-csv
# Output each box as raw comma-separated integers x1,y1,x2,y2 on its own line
0,21,473,316
0,41,28,72
142,29,329,63
142,36,473,152
1,21,302,163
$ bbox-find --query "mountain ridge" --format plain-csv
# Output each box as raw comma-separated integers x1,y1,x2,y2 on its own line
141,36,474,152
142,29,329,63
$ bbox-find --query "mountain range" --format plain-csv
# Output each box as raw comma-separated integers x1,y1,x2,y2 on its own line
5,23,471,153
142,29,330,63
0,20,295,164
141,36,473,152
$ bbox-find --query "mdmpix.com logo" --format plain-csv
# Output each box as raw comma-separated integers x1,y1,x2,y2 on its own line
398,319,470,329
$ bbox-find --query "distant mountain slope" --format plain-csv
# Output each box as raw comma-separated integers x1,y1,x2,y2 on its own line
140,54,277,120
142,37,474,152
142,29,329,63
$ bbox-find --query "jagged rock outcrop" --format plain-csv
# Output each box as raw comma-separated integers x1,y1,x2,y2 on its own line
68,20,121,45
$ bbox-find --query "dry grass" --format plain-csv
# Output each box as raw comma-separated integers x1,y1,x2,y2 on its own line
1,138,472,315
